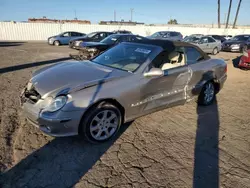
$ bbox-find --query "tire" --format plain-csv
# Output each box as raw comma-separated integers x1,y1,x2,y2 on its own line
198,81,215,106
212,47,218,55
53,40,60,46
79,102,122,143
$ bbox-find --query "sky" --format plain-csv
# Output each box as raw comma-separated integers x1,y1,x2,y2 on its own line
0,0,250,25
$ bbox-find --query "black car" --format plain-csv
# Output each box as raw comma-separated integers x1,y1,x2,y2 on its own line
112,30,132,34
207,35,226,43
222,35,250,52
69,31,114,48
70,34,147,60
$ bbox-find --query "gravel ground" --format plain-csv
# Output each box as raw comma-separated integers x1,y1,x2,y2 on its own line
0,42,249,188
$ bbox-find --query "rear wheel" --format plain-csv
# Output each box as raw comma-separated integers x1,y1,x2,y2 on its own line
212,47,218,55
79,102,122,143
53,40,60,46
198,82,215,106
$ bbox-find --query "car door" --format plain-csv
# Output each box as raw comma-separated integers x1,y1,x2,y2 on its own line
198,37,209,53
60,32,71,44
208,37,218,52
140,48,192,113
184,46,209,100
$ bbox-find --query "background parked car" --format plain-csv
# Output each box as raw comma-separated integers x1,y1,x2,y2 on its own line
147,31,183,41
183,34,204,40
183,35,203,43
69,31,114,49
238,50,250,69
48,31,85,46
222,34,250,52
112,30,132,34
192,36,221,55
207,35,226,43
70,34,147,60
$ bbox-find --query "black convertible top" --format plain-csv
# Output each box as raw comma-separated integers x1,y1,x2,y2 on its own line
136,39,210,60
136,39,175,51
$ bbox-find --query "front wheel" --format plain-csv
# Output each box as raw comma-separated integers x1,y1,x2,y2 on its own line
212,47,218,55
53,40,60,46
79,102,122,143
198,82,215,106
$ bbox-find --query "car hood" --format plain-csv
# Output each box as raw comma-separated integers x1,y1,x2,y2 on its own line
70,37,91,42
223,40,244,45
49,35,58,39
80,42,109,47
31,61,129,98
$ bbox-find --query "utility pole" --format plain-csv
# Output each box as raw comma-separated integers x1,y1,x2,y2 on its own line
224,13,227,25
74,10,77,20
218,0,220,28
130,8,134,22
114,10,116,21
233,0,242,28
226,0,232,28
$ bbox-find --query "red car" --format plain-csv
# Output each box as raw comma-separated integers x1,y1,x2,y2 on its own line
239,50,250,69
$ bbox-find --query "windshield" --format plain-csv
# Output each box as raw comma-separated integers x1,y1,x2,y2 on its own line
92,43,155,72
151,32,167,37
231,35,250,41
86,32,97,38
101,35,120,45
184,36,201,43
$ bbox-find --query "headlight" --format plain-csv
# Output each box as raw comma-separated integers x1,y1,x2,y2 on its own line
44,96,67,112
231,44,240,48
75,41,82,46
87,48,97,52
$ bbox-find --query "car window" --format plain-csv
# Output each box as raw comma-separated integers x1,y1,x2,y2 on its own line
76,32,83,36
71,32,79,37
200,37,208,43
151,47,186,70
184,47,202,65
118,36,128,42
99,33,106,38
101,35,120,45
130,36,144,42
208,37,216,43
62,32,70,37
212,35,220,40
163,33,170,38
170,32,178,37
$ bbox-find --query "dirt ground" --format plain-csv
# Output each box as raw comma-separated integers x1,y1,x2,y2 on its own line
0,42,249,188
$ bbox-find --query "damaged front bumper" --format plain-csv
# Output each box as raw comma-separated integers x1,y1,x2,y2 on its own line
22,101,83,137
20,88,83,137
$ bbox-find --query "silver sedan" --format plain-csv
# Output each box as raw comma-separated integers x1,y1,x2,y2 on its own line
21,40,227,143
192,36,222,55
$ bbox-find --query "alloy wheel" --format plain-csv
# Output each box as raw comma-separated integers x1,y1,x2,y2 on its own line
89,110,119,141
204,82,215,104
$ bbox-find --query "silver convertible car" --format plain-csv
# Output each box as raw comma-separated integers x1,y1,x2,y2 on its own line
21,40,227,143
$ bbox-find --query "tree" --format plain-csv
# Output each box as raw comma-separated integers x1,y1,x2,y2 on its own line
233,0,242,28
226,0,232,28
168,19,178,25
218,0,221,28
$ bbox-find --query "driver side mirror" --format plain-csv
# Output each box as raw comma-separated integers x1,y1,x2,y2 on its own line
144,68,164,78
